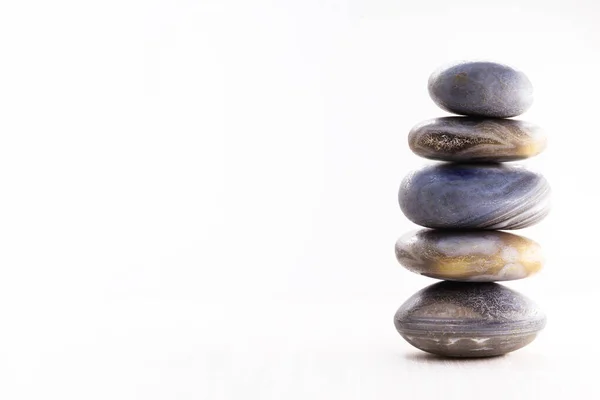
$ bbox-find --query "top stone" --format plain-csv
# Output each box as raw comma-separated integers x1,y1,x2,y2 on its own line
428,61,533,118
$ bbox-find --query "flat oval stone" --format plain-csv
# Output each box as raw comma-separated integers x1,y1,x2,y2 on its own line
428,61,533,118
394,281,546,357
408,117,546,162
395,230,543,282
398,163,550,229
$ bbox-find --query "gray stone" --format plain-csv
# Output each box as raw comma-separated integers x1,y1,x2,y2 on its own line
428,61,533,118
398,163,551,230
394,281,546,357
408,117,546,162
395,229,543,282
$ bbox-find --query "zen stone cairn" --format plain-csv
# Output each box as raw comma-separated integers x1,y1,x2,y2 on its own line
394,61,549,357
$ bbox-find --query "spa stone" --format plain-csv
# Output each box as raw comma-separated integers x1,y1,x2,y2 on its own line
398,163,550,230
395,229,543,282
408,117,546,162
428,61,533,118
394,281,546,357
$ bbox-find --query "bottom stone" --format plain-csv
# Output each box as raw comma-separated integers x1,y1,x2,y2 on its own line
394,281,545,357
399,331,539,358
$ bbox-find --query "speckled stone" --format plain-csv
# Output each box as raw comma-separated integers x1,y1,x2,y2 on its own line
398,163,550,230
428,61,533,118
395,230,543,282
408,117,546,162
394,281,546,357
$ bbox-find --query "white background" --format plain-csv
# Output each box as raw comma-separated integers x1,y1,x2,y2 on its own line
0,0,597,398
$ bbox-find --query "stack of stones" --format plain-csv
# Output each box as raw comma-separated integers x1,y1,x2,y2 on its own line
393,61,550,358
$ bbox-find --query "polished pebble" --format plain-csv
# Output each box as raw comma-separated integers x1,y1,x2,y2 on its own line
408,117,546,162
395,229,543,282
394,281,546,357
428,61,533,118
398,163,550,230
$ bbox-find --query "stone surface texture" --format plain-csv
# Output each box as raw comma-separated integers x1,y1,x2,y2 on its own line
408,117,546,162
395,230,543,282
398,163,551,230
394,281,546,357
428,61,533,118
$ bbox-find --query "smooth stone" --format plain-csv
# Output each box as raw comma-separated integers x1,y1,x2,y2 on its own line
394,281,546,357
398,163,550,230
395,230,543,282
428,61,533,118
408,117,546,162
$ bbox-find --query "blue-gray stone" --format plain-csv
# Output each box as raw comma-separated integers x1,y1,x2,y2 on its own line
394,281,546,357
398,163,550,230
428,61,533,118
